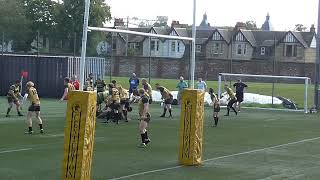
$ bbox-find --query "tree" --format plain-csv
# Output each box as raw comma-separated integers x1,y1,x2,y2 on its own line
0,0,32,52
245,21,258,30
60,0,111,55
294,24,307,32
153,16,168,27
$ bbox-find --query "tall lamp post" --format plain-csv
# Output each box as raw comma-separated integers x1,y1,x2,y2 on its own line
315,0,320,110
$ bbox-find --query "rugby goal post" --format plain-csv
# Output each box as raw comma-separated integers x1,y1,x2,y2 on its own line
79,0,197,90
218,73,311,114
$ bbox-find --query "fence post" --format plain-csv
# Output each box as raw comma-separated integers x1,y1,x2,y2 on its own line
1,32,4,55
37,31,40,56
73,32,77,57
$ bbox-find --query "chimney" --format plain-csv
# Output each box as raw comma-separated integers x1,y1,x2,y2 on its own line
114,18,125,27
171,20,180,28
310,24,316,33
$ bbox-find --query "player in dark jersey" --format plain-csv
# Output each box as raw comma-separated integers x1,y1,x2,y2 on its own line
233,79,248,112
137,88,151,148
95,78,106,93
209,88,220,127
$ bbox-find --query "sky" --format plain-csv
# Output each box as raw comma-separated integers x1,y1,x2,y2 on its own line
105,0,319,31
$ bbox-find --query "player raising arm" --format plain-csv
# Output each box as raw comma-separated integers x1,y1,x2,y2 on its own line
25,81,44,134
60,77,75,101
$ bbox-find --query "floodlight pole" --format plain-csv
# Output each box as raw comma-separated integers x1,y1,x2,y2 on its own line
79,0,91,91
315,0,320,110
191,0,196,89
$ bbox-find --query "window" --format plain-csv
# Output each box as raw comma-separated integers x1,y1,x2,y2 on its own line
243,44,247,55
213,43,224,54
135,43,140,49
196,45,201,52
156,40,159,51
150,40,155,51
237,44,242,55
177,42,180,52
261,47,265,55
285,45,297,57
112,42,117,50
171,41,176,52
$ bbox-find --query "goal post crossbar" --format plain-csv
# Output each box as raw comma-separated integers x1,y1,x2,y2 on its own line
88,27,194,41
218,73,311,114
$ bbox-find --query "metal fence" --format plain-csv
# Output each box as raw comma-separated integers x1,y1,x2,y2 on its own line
0,55,106,98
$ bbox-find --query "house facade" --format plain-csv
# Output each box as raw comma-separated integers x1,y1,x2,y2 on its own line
104,14,316,63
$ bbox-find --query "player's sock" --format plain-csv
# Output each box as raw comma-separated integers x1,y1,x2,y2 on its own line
28,127,33,132
215,117,219,126
18,111,23,116
231,107,237,115
160,108,167,117
115,113,120,124
123,110,128,121
140,133,146,143
6,108,11,116
168,109,172,117
145,131,149,139
39,124,43,130
225,108,230,116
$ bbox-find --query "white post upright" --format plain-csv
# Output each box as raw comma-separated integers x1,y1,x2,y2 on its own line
304,78,309,114
79,0,91,91
190,0,196,89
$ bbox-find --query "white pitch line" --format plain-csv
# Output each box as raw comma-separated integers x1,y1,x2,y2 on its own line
108,136,320,180
0,148,32,154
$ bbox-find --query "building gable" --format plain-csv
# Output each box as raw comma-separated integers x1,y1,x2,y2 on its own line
282,32,298,43
170,29,178,36
234,32,246,42
212,31,223,41
310,35,316,48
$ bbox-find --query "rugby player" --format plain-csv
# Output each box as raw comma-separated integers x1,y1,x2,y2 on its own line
60,77,75,101
209,88,220,127
224,84,238,116
233,79,248,112
24,81,44,134
141,78,152,104
155,83,173,118
6,80,23,117
137,88,151,148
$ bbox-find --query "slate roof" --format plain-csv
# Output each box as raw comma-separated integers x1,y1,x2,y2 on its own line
110,26,315,48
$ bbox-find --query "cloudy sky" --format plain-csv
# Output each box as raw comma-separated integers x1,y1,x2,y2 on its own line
105,0,319,31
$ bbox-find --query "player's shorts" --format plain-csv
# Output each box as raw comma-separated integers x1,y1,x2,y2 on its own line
110,102,121,111
120,98,130,109
7,97,18,104
228,98,237,107
28,105,40,112
129,88,137,94
140,112,151,123
236,93,244,103
164,96,173,105
213,105,220,112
